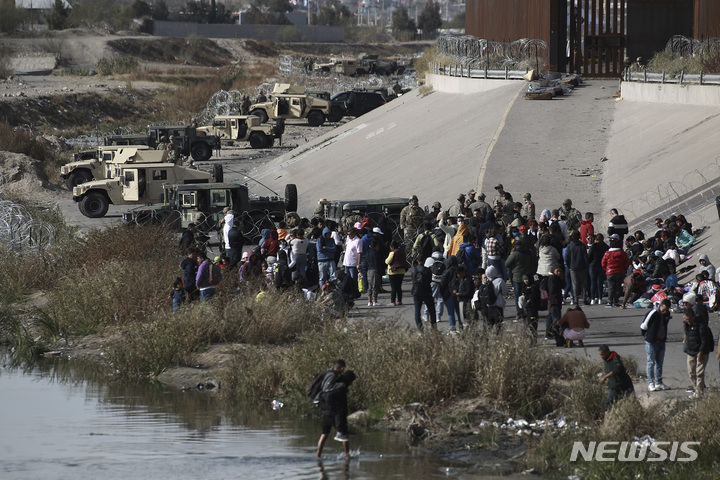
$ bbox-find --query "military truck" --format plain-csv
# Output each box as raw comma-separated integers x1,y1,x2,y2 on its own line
249,83,339,127
196,115,281,149
105,125,220,162
61,145,155,189
314,54,406,77
319,197,409,241
72,150,224,219
122,183,297,242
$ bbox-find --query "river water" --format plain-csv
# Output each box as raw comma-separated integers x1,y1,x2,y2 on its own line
0,354,506,480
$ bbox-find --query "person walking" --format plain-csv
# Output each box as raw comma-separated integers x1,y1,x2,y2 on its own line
598,344,635,411
316,361,356,459
640,299,672,392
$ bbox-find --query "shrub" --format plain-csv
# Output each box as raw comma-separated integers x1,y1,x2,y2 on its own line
0,123,54,163
44,225,178,334
96,56,139,76
106,287,323,378
0,45,14,80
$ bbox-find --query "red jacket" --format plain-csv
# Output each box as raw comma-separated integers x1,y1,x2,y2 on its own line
579,220,595,245
601,248,631,275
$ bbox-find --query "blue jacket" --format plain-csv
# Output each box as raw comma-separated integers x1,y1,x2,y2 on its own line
564,240,588,271
316,228,336,261
458,242,483,273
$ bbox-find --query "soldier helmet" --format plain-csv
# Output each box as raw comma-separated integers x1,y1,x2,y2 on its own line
563,198,572,207
169,135,175,141
457,194,465,201
432,201,441,209
343,204,351,211
410,195,418,202
161,135,168,142
523,193,532,199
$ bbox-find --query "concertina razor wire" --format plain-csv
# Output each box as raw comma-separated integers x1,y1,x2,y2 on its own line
0,174,56,254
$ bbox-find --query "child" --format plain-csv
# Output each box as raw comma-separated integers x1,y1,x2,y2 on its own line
170,277,185,313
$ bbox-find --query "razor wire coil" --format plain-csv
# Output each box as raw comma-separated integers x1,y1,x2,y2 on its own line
0,174,56,254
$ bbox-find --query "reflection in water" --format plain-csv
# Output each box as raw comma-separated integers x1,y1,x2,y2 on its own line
0,353,480,480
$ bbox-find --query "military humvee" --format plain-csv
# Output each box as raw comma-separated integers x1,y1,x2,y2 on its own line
122,183,297,242
196,115,280,149
319,197,409,241
60,145,166,189
105,125,220,162
72,150,223,218
249,83,339,127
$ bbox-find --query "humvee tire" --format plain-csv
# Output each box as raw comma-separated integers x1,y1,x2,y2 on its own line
307,110,325,127
80,192,110,218
213,164,224,183
355,69,367,76
65,169,93,189
249,131,270,149
191,143,212,162
285,183,298,212
250,108,269,124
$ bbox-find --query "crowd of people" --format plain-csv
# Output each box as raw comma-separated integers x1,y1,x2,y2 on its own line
173,185,720,399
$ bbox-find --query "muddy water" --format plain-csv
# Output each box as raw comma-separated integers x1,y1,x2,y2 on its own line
0,354,496,480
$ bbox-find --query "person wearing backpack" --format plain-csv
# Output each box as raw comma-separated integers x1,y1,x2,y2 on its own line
411,256,437,332
412,222,440,263
505,240,537,320
545,266,565,339
425,250,446,322
456,237,483,274
455,266,477,324
195,250,218,301
485,265,508,328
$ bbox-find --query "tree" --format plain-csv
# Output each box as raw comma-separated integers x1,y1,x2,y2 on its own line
0,1,27,34
316,0,352,27
46,0,70,30
131,0,151,18
267,0,293,14
417,0,441,36
392,6,415,33
242,2,291,25
152,0,169,21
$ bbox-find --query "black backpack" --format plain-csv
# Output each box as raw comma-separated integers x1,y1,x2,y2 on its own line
457,246,480,270
474,282,497,314
417,233,434,260
431,260,446,283
306,370,328,404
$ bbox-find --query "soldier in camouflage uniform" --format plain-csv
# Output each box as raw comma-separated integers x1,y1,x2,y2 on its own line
241,95,251,115
167,135,180,164
400,195,425,249
339,204,362,234
257,90,267,103
559,198,582,236
156,135,169,151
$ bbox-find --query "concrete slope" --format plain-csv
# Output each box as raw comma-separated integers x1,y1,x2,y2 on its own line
478,80,618,217
603,100,720,232
252,84,524,215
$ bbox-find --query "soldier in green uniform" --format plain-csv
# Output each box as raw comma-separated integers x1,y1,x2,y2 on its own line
156,135,169,151
559,198,582,236
167,135,180,164
339,204,362,234
399,195,425,249
241,95,251,115
257,90,267,103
